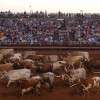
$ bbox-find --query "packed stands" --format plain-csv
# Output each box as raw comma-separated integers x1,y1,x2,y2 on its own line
0,11,100,47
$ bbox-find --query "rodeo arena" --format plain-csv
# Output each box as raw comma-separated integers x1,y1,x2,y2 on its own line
0,11,100,100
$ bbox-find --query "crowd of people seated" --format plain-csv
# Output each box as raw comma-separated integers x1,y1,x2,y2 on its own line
66,19,100,43
0,18,65,45
0,11,100,45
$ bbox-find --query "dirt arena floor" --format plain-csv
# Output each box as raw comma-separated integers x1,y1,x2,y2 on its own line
0,50,100,100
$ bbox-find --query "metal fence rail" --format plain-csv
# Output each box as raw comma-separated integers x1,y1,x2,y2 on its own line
0,41,100,50
0,41,100,47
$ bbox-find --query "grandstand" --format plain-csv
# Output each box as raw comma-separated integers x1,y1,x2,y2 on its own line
0,11,100,50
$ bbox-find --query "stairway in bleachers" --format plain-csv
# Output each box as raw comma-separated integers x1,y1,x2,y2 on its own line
69,32,75,41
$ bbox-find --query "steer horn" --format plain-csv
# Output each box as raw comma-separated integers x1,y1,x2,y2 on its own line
93,72,100,74
81,84,86,90
65,74,71,81
64,67,68,72
55,74,62,78
70,84,77,87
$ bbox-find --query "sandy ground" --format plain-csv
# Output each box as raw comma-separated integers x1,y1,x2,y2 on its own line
0,50,100,100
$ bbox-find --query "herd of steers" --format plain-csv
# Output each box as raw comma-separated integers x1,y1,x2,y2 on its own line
0,49,100,99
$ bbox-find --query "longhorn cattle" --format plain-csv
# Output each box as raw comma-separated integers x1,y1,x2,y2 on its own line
9,53,22,60
19,76,42,99
82,60,100,75
56,68,86,84
30,72,55,92
13,59,35,69
21,51,36,59
77,76,100,95
0,63,14,72
0,69,31,87
43,55,58,63
31,61,67,73
52,61,67,71
35,63,53,73
40,72,55,92
0,49,14,59
25,55,44,62
19,60,34,69
4,53,22,63
68,51,89,61
68,68,86,83
65,56,85,70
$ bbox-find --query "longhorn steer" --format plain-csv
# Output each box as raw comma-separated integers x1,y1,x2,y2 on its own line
82,60,100,75
68,51,90,61
77,76,100,95
0,63,14,72
9,53,22,61
52,61,67,71
39,72,55,92
35,63,53,73
66,56,85,70
22,51,36,59
0,69,31,87
56,68,86,84
0,49,14,59
13,59,35,69
19,76,42,99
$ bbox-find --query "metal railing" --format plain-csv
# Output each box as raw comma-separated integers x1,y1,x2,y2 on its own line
0,41,100,47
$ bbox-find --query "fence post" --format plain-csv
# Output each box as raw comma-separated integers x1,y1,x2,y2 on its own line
68,40,70,52
86,42,88,51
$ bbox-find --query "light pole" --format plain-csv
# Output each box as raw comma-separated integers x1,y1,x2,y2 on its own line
29,5,31,13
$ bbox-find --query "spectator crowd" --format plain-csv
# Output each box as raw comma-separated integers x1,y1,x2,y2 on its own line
0,11,100,45
66,19,100,43
0,18,64,45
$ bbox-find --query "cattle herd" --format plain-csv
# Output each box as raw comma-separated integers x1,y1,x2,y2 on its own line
0,49,100,99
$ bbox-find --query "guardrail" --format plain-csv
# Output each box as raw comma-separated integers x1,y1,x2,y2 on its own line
0,41,100,47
